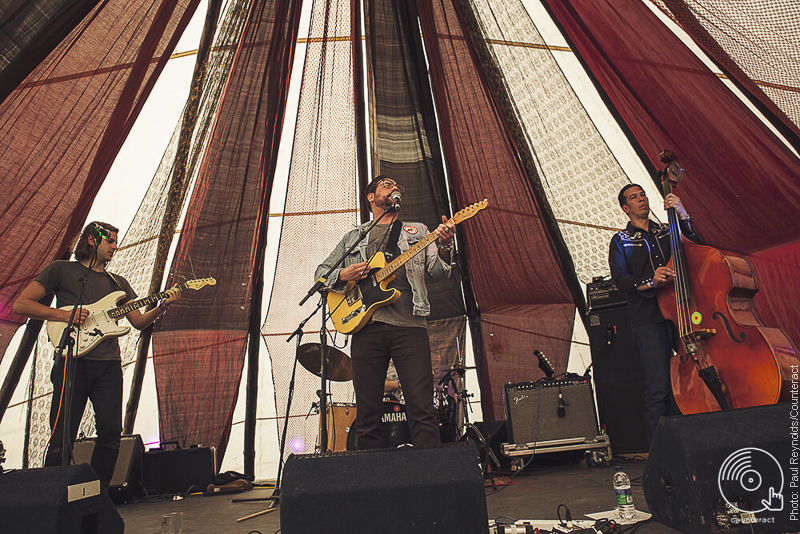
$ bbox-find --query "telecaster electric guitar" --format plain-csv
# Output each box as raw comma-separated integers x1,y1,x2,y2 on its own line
328,200,488,335
47,277,216,357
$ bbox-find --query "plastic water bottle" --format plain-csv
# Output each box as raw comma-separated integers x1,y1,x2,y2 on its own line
613,465,636,521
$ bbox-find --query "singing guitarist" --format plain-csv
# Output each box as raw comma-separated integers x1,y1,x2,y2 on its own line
315,176,455,450
13,221,180,485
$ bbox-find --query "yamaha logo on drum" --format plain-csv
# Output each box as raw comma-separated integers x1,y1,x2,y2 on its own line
382,405,407,423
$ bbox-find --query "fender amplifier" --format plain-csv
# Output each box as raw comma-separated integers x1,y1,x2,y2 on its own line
504,378,599,444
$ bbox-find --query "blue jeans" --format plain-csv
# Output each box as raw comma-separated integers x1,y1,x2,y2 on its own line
631,321,679,447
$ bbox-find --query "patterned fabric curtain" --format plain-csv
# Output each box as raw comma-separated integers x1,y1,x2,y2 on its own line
417,0,576,420
542,0,800,350
263,0,360,461
152,0,302,462
0,0,105,103
649,0,800,143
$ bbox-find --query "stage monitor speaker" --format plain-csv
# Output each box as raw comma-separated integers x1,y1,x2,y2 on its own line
280,441,489,534
587,304,648,453
504,378,598,445
643,404,791,533
73,434,144,503
0,463,124,533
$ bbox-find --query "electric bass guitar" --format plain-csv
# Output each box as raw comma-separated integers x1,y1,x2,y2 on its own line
46,277,216,357
328,200,488,335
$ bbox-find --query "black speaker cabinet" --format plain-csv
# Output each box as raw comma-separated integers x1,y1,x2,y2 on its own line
73,434,144,503
587,304,649,452
281,441,489,533
0,463,124,533
142,445,217,495
643,404,791,533
503,378,598,444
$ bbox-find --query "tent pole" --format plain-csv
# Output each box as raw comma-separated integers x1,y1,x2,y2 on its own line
0,319,45,424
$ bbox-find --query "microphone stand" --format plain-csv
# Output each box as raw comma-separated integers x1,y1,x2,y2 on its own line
255,303,322,511
54,249,98,468
298,206,396,453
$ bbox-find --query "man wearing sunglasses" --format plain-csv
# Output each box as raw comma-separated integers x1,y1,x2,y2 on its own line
316,176,455,449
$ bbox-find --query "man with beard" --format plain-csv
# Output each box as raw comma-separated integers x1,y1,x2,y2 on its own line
14,221,180,485
608,184,696,446
315,176,455,449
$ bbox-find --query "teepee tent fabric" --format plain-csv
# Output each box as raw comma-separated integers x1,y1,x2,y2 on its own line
151,0,302,462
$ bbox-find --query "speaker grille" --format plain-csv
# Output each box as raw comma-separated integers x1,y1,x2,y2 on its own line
504,379,598,444
281,441,489,533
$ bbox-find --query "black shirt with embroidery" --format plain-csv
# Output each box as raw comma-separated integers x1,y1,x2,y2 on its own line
608,218,696,326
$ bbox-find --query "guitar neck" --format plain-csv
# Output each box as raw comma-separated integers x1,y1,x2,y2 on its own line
375,231,439,283
108,282,188,319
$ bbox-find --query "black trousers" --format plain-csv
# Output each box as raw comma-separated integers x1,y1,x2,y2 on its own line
350,322,440,449
631,320,679,447
45,358,123,487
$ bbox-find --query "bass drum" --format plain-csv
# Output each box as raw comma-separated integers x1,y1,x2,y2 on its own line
323,403,357,452
346,400,412,450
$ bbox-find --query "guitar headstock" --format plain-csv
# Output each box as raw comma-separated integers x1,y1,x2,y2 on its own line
451,199,488,224
184,277,217,291
659,149,683,196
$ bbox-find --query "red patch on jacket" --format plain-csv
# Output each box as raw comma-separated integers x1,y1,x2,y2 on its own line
403,226,418,234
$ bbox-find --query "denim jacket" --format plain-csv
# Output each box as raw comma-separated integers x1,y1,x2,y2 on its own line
315,221,452,317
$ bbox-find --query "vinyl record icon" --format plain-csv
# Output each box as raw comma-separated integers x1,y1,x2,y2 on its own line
718,447,784,513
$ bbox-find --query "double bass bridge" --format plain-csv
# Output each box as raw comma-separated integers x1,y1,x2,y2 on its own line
682,328,716,354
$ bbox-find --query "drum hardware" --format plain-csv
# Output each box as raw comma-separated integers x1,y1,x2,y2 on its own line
296,343,353,382
441,364,500,483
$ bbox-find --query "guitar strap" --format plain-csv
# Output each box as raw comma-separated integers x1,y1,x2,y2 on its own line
384,220,403,261
105,270,124,291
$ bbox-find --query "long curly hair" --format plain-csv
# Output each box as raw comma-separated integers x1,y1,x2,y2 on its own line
71,221,119,262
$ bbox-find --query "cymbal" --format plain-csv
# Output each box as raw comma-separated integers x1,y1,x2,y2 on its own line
297,344,352,382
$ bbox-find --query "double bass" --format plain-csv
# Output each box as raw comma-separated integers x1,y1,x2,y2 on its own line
656,150,798,414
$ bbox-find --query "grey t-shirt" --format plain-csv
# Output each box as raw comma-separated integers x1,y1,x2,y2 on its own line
366,224,425,329
35,261,137,361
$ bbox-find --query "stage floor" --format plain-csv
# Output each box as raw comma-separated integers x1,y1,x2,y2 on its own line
117,454,684,533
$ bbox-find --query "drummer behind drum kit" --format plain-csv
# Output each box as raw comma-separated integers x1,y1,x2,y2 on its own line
296,343,490,458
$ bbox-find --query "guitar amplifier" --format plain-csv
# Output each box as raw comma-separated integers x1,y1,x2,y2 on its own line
587,279,627,311
142,445,217,495
503,378,599,445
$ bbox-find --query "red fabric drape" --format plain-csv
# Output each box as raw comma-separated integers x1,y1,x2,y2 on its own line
542,0,800,346
152,0,302,463
0,0,199,359
417,1,575,420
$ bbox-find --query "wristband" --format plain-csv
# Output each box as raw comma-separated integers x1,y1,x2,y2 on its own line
159,302,169,312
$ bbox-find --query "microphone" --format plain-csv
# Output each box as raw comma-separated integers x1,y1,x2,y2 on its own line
91,222,109,240
390,191,402,210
